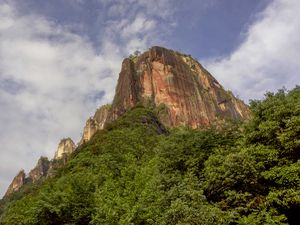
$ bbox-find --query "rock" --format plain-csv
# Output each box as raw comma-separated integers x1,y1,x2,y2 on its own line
28,157,50,183
109,46,250,128
47,138,77,177
4,170,26,197
93,104,111,128
79,104,110,144
4,139,76,197
4,157,50,196
46,159,64,178
80,118,99,144
54,138,76,160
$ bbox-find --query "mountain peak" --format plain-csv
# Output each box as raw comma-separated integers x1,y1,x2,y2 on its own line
108,46,250,128
54,138,75,160
4,170,25,197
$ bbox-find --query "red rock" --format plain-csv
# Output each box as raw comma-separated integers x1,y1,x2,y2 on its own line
109,46,250,127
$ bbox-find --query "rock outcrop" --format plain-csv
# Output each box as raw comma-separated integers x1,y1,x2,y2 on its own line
4,170,26,196
79,104,110,144
54,138,76,160
4,46,250,198
4,139,76,197
28,157,50,183
109,46,249,127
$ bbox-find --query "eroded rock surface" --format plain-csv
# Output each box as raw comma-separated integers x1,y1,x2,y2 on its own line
80,104,110,144
109,46,250,127
4,170,26,197
54,138,76,159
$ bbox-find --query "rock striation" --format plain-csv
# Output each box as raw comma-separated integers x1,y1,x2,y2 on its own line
4,170,26,196
79,104,110,144
108,46,250,127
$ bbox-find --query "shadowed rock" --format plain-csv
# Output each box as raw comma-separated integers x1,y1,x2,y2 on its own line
28,157,50,183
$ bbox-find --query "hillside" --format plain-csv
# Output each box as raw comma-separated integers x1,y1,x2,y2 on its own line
0,86,299,224
3,46,250,198
0,46,299,225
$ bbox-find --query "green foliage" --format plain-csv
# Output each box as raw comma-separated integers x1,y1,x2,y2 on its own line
245,87,300,159
1,87,299,224
202,87,300,224
129,50,141,62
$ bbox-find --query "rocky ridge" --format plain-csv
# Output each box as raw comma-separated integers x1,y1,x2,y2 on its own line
54,138,76,160
4,170,26,196
4,138,75,197
4,46,250,197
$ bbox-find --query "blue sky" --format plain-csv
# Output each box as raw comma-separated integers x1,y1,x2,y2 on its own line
0,0,299,196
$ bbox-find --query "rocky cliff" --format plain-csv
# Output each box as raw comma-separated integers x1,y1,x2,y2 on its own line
109,46,249,128
28,157,50,183
4,138,76,197
79,104,110,144
4,170,26,196
54,138,76,159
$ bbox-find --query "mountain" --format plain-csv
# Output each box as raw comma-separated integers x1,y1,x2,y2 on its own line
77,46,250,144
4,46,249,197
108,46,249,127
2,47,299,225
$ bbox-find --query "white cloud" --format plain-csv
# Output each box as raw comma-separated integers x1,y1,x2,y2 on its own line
205,0,300,101
98,0,174,54
0,2,122,196
0,0,175,197
121,14,156,38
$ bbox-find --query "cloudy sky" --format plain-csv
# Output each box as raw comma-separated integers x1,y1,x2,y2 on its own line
0,0,299,196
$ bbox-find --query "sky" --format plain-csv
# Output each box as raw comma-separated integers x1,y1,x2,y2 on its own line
0,0,299,197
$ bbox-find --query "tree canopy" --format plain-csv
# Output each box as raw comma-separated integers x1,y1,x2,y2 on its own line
1,87,299,225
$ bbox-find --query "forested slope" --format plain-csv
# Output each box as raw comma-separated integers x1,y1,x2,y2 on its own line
0,87,299,225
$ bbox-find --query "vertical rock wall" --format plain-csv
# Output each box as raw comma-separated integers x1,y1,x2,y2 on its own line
109,46,250,128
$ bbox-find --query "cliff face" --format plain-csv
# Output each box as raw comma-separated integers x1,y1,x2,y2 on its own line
28,157,50,183
79,104,110,144
54,138,76,160
109,46,250,128
4,170,26,196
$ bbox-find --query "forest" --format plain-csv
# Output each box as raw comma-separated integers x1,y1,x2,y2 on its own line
0,87,299,225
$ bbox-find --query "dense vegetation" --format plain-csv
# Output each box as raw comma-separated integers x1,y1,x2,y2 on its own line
0,87,299,225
